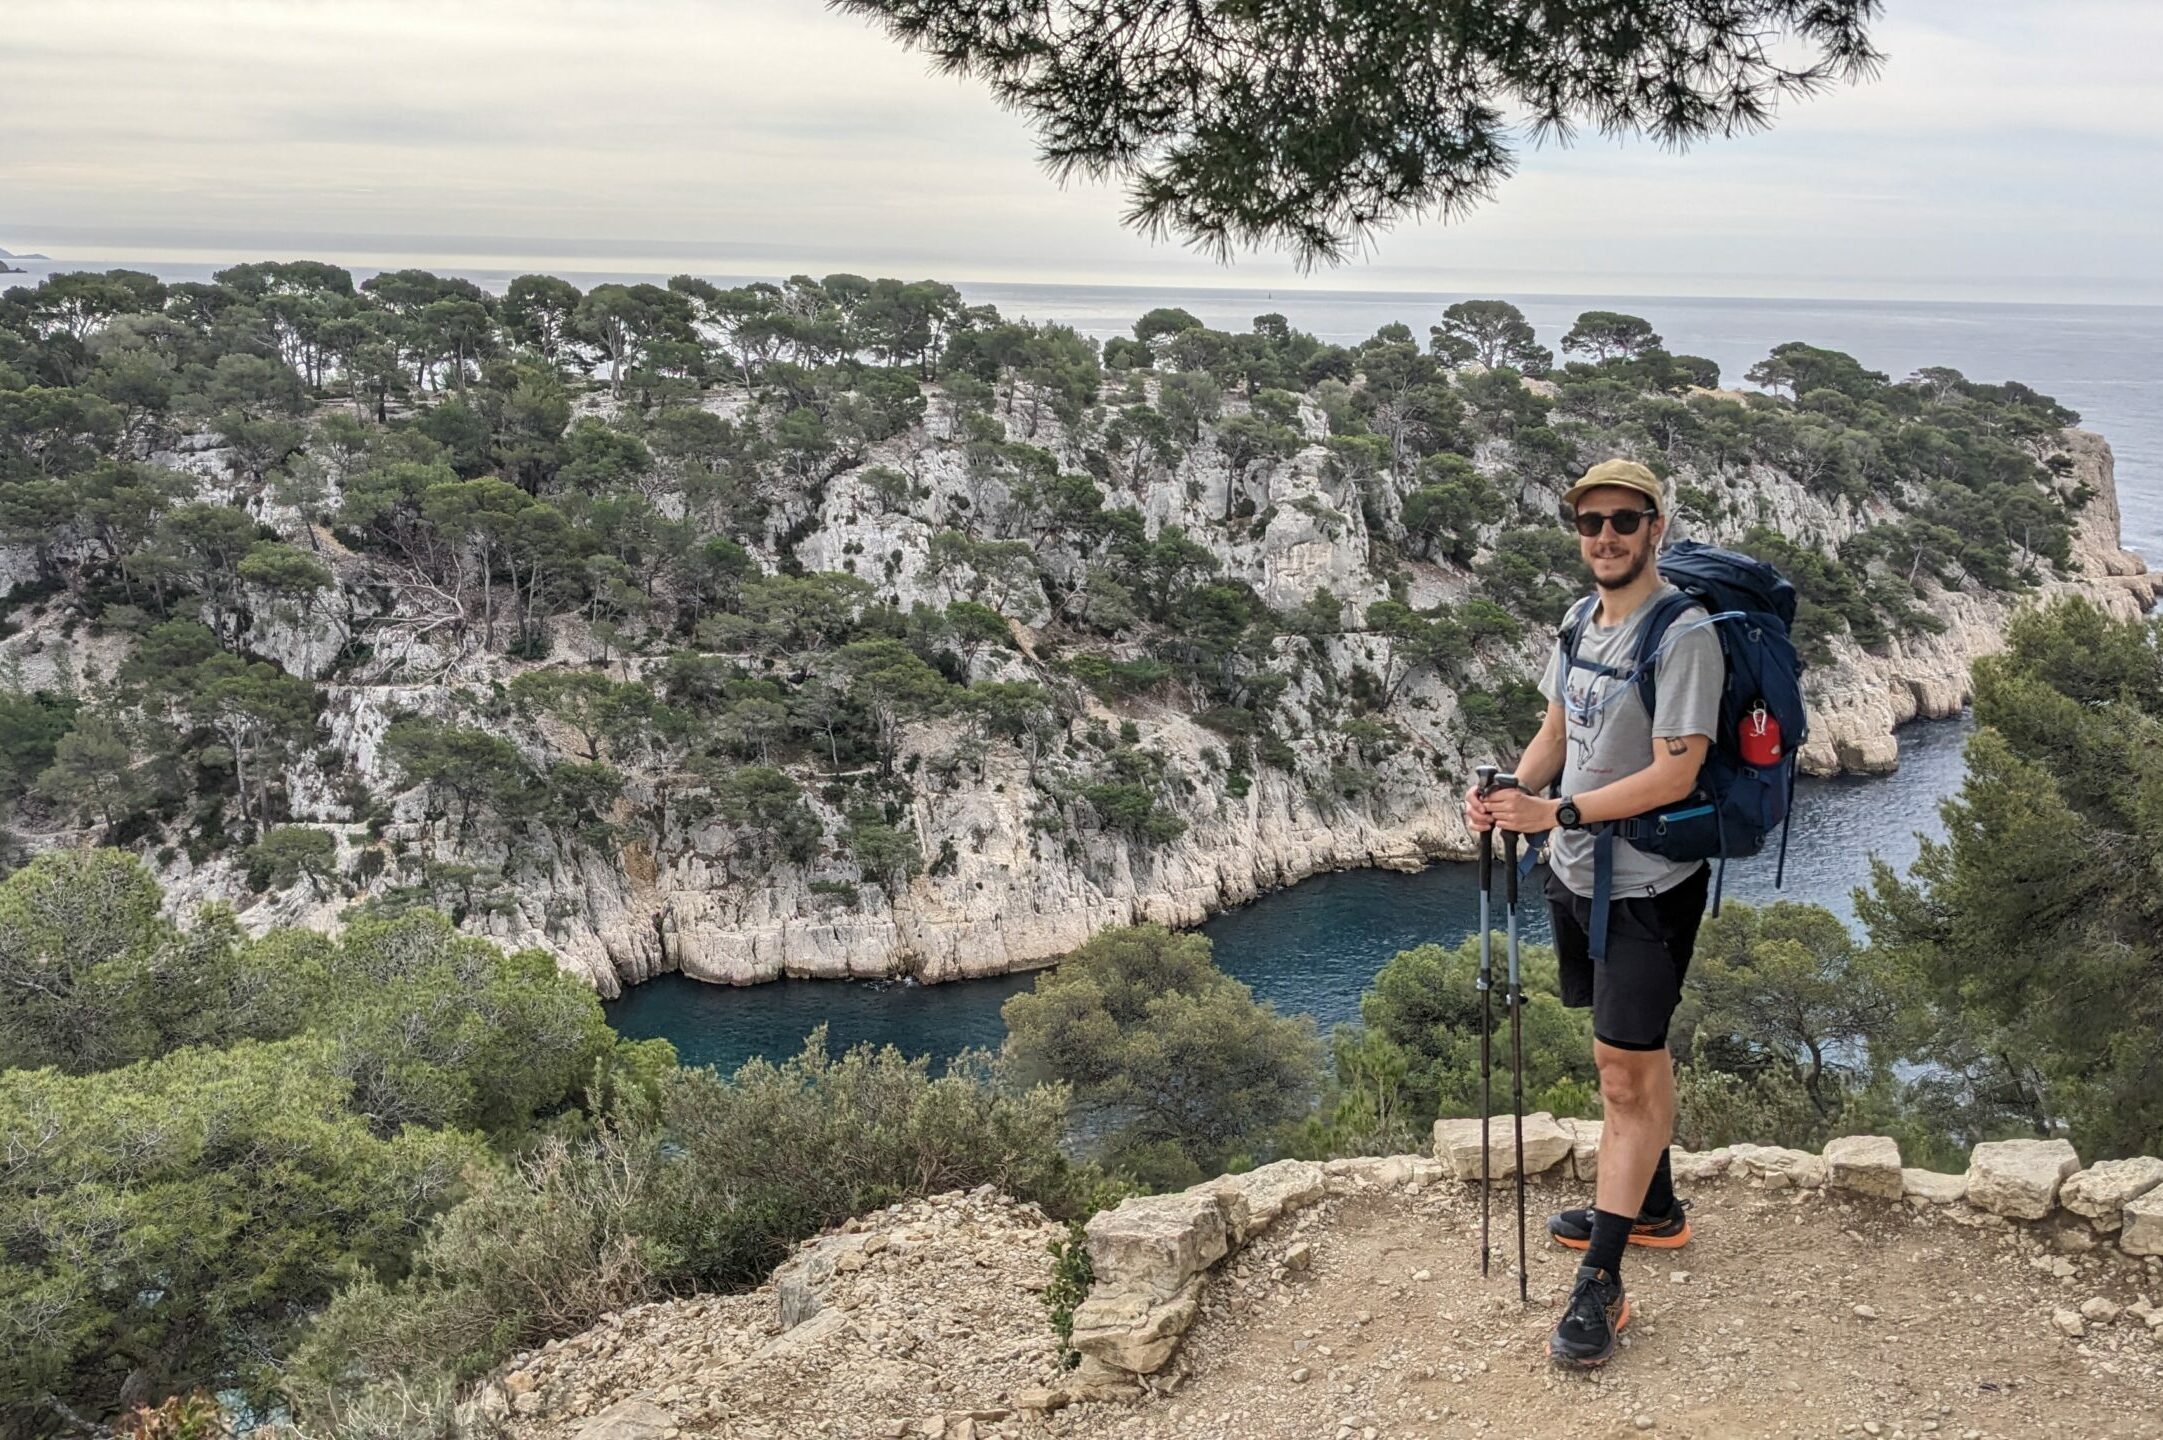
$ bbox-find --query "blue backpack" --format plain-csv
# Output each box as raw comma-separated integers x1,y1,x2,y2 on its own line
1543,540,1809,961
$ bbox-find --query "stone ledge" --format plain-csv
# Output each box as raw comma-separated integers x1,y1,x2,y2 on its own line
1064,1123,2163,1394
1071,1162,1330,1378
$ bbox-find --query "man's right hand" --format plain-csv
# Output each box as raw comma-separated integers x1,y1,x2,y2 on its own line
1463,783,1495,833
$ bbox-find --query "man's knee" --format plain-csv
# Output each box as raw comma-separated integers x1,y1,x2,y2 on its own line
1594,1045,1667,1115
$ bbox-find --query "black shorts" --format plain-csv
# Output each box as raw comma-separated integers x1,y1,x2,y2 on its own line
1545,861,1710,1052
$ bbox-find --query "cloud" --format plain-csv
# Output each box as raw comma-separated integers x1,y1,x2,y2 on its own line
1,0,2155,301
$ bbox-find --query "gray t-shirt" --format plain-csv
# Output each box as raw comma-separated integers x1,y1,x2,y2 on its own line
1537,582,1723,899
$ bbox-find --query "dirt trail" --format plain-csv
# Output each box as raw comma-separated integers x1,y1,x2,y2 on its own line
493,1174,2162,1440
1051,1176,2162,1440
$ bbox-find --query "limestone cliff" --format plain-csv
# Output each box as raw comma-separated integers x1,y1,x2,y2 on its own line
2,379,2151,997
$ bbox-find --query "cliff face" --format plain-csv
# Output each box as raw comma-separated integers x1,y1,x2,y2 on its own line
4,383,2151,996
1762,428,2156,776
495,419,2151,994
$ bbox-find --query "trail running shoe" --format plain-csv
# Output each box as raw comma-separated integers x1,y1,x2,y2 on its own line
1547,1198,1692,1251
1549,1263,1630,1368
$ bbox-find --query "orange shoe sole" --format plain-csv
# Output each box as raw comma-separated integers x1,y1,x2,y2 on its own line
1553,1218,1692,1251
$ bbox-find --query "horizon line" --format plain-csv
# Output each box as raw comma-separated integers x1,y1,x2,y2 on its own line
4,240,2159,312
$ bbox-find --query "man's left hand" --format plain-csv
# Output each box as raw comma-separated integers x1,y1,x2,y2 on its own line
1485,788,1560,835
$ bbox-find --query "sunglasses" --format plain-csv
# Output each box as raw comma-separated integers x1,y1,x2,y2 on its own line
1566,505,1659,538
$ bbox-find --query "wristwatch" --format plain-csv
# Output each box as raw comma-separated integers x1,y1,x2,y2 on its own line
1555,796,1583,830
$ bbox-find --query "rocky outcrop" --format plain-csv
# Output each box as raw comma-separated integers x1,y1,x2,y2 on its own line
1751,429,2156,777
9,389,2150,996
462,423,2161,993
472,1187,1074,1440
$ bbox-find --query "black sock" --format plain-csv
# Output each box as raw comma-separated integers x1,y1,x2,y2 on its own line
1586,1207,1632,1280
1641,1147,1676,1219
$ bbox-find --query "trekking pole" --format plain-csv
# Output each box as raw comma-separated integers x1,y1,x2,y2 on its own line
1473,764,1497,1277
1501,787,1530,1305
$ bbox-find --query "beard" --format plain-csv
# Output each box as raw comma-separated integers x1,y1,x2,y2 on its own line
1591,543,1653,591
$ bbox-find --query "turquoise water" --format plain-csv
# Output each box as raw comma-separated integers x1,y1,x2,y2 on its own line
605,714,1975,1074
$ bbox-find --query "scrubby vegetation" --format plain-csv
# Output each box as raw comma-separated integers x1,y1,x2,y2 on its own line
0,850,1091,1435
6,600,2158,1431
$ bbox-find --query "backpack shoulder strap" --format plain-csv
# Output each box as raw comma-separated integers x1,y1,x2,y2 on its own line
1627,590,1701,726
1558,592,1598,666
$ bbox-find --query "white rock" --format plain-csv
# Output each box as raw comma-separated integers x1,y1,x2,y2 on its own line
1559,1117,1603,1183
1670,1147,1734,1183
574,1400,676,1440
2060,1156,2163,1232
1192,1159,1327,1243
1823,1135,1903,1200
2122,1187,2163,1257
1433,1112,1574,1182
1739,1145,1828,1190
1069,1273,1205,1374
1901,1168,1968,1206
2051,1308,2086,1338
1966,1139,2080,1220
2079,1296,2121,1324
1084,1191,1231,1303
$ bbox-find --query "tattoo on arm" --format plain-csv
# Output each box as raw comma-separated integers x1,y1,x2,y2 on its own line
1665,737,1690,756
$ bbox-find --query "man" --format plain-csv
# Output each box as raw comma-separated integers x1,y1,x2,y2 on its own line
1463,458,1722,1369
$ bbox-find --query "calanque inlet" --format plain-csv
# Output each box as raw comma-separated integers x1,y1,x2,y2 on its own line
2,277,2151,998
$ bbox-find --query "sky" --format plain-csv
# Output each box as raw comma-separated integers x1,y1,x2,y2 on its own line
3,0,2160,303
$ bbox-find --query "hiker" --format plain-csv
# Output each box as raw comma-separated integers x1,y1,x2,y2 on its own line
1462,458,1722,1369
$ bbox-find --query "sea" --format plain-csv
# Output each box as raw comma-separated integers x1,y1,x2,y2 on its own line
11,257,2155,1071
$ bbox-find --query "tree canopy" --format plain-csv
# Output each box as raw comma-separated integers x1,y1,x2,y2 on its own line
835,0,1884,263
1860,597,2163,1160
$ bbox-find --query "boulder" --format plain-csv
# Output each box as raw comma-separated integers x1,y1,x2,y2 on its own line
1738,1145,1828,1189
1901,1168,1968,1206
1966,1139,2081,1220
1322,1154,1413,1194
1671,1147,1736,1183
771,1229,874,1327
1433,1111,1573,1182
1069,1273,1205,1373
2060,1156,2163,1232
1083,1191,1230,1304
1192,1159,1327,1243
1560,1117,1603,1183
1067,1355,1146,1402
1822,1135,1904,1201
2122,1187,2163,1257
574,1400,676,1440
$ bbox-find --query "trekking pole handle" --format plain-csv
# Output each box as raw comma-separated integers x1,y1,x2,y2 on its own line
1490,772,1522,907
1474,765,1497,890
